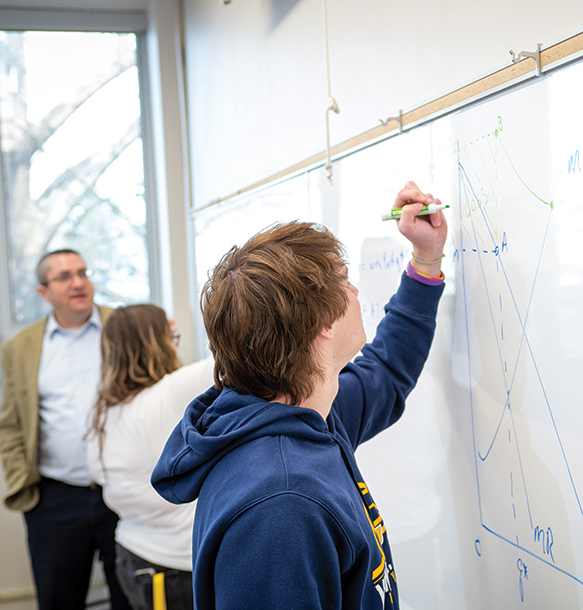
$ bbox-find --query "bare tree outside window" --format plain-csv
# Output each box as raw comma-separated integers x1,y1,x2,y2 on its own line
0,30,150,322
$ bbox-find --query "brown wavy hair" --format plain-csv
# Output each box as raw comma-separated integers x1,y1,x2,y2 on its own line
201,221,349,405
88,304,179,442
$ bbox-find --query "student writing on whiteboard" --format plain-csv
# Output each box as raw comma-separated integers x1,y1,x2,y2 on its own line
151,182,447,610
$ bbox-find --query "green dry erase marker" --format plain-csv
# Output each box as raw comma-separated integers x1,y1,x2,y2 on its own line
381,203,450,221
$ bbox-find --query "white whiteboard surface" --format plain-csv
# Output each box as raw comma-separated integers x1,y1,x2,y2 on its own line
191,58,583,609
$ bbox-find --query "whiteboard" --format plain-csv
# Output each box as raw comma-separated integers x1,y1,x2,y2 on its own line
191,58,583,609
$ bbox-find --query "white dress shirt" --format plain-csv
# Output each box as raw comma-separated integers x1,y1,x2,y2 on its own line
37,306,102,486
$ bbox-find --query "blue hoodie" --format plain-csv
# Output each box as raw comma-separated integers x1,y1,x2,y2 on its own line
152,273,444,610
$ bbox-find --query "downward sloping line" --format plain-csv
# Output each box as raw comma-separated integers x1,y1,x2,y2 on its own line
482,524,583,587
459,162,533,527
498,136,553,208
476,203,551,463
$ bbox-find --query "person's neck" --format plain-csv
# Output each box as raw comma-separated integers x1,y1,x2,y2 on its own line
272,339,345,420
53,307,93,329
270,364,340,421
298,337,348,420
299,373,339,421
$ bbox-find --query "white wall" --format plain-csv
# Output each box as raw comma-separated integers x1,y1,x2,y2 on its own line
183,0,583,209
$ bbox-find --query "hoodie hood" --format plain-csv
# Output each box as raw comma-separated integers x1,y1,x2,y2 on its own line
151,386,332,505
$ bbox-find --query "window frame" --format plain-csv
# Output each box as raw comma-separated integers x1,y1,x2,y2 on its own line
0,9,159,344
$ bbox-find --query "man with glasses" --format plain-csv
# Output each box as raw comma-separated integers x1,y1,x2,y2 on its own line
0,249,130,610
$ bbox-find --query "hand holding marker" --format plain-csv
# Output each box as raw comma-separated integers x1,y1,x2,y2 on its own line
382,202,450,221
382,181,448,284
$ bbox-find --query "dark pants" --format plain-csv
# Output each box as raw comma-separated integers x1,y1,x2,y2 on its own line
24,477,131,610
115,543,193,610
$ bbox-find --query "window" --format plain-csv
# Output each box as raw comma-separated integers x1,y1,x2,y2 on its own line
0,30,150,322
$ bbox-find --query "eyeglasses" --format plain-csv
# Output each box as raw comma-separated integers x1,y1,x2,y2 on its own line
44,269,92,286
172,332,181,346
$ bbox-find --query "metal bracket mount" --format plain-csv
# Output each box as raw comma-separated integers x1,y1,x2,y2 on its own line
509,43,542,76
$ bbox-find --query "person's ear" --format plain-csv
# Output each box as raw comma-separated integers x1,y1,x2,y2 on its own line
319,325,334,340
37,284,51,303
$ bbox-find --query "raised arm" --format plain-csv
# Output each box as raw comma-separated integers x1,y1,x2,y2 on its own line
333,181,448,448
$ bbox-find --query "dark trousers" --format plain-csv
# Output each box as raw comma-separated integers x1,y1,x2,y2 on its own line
115,543,193,610
24,477,131,610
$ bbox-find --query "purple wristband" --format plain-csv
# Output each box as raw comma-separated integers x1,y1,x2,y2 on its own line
406,261,444,286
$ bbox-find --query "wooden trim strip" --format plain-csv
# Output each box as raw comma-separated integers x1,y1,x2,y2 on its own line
193,31,583,213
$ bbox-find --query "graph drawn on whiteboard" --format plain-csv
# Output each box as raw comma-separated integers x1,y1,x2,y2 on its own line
453,112,583,606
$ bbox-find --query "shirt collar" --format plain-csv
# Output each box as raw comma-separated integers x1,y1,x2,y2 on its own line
46,305,101,339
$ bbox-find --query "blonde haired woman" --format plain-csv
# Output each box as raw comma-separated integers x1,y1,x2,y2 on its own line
86,304,213,610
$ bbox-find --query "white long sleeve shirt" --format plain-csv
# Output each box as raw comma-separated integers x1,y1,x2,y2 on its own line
87,357,214,570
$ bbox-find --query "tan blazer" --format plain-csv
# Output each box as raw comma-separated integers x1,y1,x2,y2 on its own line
0,306,112,512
